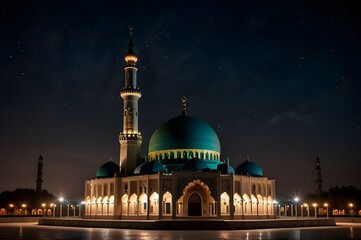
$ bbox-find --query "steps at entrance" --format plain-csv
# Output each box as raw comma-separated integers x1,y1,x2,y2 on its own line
152,219,232,230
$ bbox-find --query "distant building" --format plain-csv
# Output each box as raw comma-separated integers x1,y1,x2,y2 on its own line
84,29,276,219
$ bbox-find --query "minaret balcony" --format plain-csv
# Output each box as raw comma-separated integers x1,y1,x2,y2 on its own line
119,132,142,141
120,87,142,96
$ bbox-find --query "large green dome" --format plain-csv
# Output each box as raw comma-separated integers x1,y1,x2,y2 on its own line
148,114,221,155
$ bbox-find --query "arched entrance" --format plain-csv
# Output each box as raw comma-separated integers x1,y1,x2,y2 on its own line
188,192,202,216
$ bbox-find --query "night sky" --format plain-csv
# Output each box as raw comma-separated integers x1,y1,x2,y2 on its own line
1,1,360,201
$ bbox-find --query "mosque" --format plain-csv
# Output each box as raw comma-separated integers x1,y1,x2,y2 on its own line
84,30,276,220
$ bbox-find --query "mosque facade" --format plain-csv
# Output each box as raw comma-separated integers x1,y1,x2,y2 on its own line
84,30,276,220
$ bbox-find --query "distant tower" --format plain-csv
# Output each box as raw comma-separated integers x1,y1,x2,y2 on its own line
36,153,43,194
119,27,142,176
315,156,323,198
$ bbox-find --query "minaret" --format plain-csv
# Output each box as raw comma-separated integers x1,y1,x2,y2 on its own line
315,156,323,198
36,153,43,194
119,27,142,176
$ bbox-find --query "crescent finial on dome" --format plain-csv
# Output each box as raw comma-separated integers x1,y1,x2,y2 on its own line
182,95,188,115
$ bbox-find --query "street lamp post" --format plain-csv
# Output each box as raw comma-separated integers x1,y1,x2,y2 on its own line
324,203,329,218
273,201,278,218
59,198,64,218
50,203,56,218
21,204,27,215
294,197,299,218
42,203,46,217
304,204,310,218
349,203,354,222
80,201,85,217
278,204,281,217
313,203,317,218
9,204,15,215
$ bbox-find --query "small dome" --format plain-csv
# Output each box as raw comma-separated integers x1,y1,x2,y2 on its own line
235,161,263,177
149,114,221,154
182,158,210,172
96,161,120,178
134,161,167,175
217,163,235,174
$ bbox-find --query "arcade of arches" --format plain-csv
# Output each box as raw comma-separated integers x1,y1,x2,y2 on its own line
85,173,276,219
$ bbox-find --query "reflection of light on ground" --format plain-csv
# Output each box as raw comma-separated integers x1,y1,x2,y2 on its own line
350,227,354,239
1,222,361,240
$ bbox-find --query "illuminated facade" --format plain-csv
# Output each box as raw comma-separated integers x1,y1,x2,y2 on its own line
84,29,276,220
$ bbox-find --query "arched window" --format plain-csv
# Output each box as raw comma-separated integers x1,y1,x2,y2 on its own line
189,151,193,159
177,151,181,158
183,151,187,159
210,153,213,160
205,152,209,160
195,152,199,159
165,152,169,160
170,152,175,159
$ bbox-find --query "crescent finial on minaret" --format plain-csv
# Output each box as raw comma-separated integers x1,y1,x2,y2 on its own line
128,26,133,37
182,95,188,115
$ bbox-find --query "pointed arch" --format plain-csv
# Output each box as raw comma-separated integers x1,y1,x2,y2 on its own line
121,194,129,215
162,191,172,215
109,195,114,215
150,192,159,214
251,194,257,215
96,197,102,215
85,196,91,215
267,196,273,215
188,192,202,216
256,194,263,215
243,194,251,215
129,194,138,215
234,193,242,215
220,192,230,215
139,193,147,215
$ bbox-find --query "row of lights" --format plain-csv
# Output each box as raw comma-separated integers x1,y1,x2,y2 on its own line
7,197,86,217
